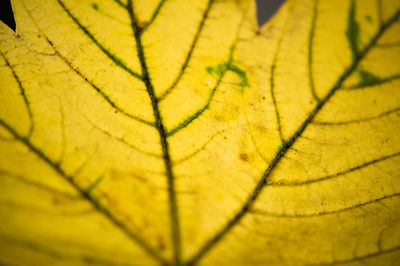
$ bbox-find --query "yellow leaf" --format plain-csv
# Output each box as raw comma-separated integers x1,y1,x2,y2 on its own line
1,0,400,265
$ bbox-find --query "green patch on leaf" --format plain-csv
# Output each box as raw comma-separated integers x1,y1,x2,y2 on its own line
86,175,104,194
207,62,249,95
276,143,283,153
206,63,227,79
346,0,361,61
357,69,381,87
229,64,249,94
91,3,99,10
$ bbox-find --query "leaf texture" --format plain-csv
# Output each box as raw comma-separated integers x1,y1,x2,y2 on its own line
0,0,400,265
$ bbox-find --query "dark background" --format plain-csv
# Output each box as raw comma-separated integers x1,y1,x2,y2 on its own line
0,0,285,32
256,0,285,27
0,0,15,31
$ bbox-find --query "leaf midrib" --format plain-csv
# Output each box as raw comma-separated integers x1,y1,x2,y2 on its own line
8,0,215,264
126,1,181,264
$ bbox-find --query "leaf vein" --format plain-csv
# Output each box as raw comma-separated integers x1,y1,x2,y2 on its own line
44,37,154,127
0,50,34,137
269,151,400,187
126,1,181,263
0,118,168,265
312,106,400,125
251,192,400,218
185,8,400,265
56,0,143,80
157,0,214,101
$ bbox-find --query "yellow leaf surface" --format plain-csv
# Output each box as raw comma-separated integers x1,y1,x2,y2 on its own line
1,0,400,265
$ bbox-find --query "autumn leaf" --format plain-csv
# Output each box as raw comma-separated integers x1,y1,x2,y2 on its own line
1,0,400,265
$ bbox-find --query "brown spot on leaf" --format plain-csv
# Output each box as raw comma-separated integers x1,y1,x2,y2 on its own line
100,191,119,210
52,197,61,205
52,196,69,205
156,235,166,250
256,123,268,133
239,153,249,162
130,172,147,183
